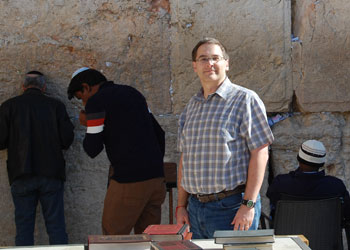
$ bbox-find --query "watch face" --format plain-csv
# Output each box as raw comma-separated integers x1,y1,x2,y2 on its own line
247,200,254,208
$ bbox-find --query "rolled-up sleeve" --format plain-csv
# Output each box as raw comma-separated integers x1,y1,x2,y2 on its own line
240,93,274,151
83,99,105,158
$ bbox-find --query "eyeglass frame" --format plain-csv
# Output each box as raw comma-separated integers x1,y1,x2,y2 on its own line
195,55,227,64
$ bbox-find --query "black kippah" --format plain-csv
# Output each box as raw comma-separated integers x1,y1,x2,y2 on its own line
26,71,44,76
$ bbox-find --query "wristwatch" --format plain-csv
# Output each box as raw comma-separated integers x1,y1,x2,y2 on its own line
241,199,256,208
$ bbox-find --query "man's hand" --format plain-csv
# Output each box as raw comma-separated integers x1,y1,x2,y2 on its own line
231,205,255,230
176,206,190,226
79,110,87,126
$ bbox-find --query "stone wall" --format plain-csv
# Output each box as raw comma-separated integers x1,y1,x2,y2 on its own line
0,0,349,246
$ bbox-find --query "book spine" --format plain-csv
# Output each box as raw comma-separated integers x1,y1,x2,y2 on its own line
291,237,311,250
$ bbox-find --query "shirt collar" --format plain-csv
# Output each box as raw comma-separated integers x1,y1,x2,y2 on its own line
294,167,325,177
215,77,233,100
194,77,233,101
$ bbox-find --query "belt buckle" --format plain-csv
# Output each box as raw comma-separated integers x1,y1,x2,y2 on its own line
217,192,226,200
196,194,210,203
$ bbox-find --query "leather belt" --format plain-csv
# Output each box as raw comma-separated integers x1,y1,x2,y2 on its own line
192,185,245,203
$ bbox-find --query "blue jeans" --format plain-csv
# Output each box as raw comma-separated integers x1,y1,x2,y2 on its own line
188,193,261,239
11,176,68,246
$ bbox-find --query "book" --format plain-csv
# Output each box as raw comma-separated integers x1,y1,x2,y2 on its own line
275,235,309,246
0,245,85,250
191,239,225,249
274,236,311,250
214,229,274,244
223,242,273,250
143,224,191,241
150,240,203,250
88,234,151,250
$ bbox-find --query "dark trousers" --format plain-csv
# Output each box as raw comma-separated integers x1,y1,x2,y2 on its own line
10,176,68,246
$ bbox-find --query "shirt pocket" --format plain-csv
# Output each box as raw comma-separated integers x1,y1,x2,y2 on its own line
219,117,240,155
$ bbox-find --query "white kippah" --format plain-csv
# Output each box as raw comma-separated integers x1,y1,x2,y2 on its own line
71,67,90,79
298,140,326,164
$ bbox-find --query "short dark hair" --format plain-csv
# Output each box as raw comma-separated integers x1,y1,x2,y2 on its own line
23,71,45,89
67,68,107,100
26,71,43,76
297,154,325,168
192,37,229,62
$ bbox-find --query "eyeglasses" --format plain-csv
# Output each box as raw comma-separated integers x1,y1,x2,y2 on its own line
196,55,225,64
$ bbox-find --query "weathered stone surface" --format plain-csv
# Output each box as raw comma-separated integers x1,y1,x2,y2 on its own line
170,0,293,113
270,113,345,174
293,0,350,112
157,114,181,163
0,152,15,246
156,114,180,225
0,0,172,114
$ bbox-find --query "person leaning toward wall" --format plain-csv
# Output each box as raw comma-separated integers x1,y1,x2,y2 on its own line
176,38,274,238
0,71,74,246
67,67,166,235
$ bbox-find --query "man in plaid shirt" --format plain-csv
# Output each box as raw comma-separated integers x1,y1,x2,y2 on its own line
176,38,274,238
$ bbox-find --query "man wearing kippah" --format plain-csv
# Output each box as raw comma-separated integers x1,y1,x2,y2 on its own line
266,140,350,227
0,71,74,245
67,67,166,235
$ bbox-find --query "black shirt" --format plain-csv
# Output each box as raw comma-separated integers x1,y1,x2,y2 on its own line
83,81,164,183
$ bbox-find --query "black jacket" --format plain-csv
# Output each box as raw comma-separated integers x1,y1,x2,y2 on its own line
0,88,74,185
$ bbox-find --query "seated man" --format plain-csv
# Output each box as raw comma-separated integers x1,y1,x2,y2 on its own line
266,140,350,229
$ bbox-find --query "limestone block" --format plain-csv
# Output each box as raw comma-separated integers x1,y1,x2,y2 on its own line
0,152,15,246
64,138,110,242
0,0,172,114
170,0,293,113
156,114,181,163
339,114,350,190
293,0,350,112
155,114,180,224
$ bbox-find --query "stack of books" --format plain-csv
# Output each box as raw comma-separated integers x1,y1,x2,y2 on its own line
88,234,151,250
213,229,275,250
150,240,203,250
143,224,191,241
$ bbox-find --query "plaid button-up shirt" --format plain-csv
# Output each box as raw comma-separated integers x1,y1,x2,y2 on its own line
178,78,274,194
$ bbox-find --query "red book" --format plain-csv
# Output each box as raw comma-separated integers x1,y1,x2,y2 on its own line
150,240,202,250
143,224,191,241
